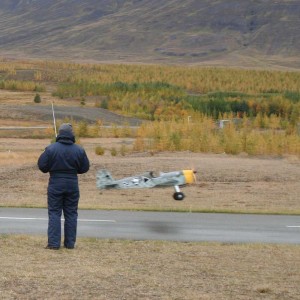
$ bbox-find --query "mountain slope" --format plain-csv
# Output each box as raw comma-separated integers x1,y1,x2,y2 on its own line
0,0,299,69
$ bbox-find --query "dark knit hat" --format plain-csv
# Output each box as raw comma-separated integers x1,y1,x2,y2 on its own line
58,123,74,135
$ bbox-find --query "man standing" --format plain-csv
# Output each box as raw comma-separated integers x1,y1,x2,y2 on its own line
38,123,90,250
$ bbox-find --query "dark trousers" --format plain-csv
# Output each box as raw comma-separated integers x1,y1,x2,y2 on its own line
47,177,79,248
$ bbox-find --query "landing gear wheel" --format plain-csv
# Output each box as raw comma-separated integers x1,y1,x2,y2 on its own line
173,192,185,201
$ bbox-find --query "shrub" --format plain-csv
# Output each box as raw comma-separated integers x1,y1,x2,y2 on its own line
95,146,105,156
34,93,41,103
80,97,86,106
120,145,127,156
77,121,88,137
110,147,117,156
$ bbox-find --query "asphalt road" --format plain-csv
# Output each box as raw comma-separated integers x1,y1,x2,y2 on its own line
0,208,299,244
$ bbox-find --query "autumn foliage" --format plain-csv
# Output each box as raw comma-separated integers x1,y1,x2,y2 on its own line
0,59,299,155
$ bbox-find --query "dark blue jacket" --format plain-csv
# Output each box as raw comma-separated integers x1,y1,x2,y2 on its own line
38,131,90,178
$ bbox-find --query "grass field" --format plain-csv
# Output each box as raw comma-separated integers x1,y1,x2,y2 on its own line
0,62,299,300
0,138,299,299
0,138,300,214
0,235,299,300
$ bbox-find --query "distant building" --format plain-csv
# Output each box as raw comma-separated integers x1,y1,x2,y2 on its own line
216,118,243,129
217,119,231,129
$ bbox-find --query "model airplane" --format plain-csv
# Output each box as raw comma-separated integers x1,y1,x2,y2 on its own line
96,169,197,200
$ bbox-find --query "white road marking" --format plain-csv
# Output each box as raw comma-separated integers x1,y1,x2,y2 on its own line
0,217,116,222
286,226,300,228
78,219,116,223
0,217,48,221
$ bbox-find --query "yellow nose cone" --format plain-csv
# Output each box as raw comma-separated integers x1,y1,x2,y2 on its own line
183,170,195,184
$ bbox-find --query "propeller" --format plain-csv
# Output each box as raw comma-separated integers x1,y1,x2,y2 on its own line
192,169,197,183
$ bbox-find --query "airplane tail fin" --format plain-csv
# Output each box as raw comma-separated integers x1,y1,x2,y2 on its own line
96,169,115,189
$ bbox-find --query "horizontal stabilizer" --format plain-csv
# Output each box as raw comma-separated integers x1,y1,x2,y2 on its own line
96,169,116,189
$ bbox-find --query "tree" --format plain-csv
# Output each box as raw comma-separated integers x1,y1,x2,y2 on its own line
34,93,41,103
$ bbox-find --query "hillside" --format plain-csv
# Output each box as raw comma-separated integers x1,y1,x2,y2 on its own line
0,0,300,69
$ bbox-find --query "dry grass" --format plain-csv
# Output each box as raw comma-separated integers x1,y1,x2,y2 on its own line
0,235,299,300
1,138,299,300
0,152,39,166
0,138,300,214
0,89,82,107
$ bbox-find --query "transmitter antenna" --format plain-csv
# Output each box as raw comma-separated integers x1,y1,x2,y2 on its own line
51,101,57,137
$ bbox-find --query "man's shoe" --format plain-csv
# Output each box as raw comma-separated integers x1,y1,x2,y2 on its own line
45,245,59,250
64,245,74,249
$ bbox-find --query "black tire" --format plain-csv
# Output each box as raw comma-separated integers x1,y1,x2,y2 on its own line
173,192,185,201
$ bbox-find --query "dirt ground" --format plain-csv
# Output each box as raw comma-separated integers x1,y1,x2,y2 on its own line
0,138,299,214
